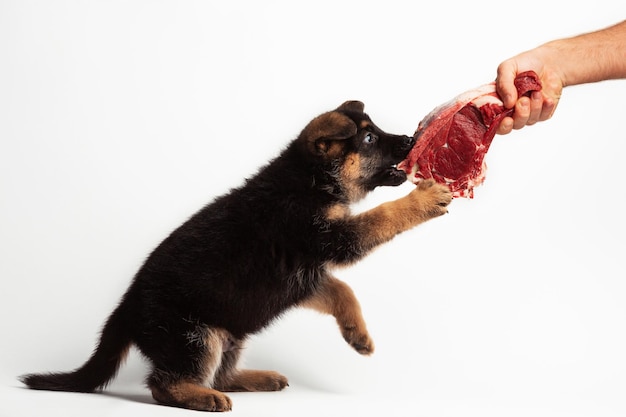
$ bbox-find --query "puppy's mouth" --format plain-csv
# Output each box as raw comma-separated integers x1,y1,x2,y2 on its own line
363,134,415,189
386,143,414,185
390,164,409,182
376,164,408,187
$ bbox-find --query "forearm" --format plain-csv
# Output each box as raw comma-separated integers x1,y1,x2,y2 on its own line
542,20,626,87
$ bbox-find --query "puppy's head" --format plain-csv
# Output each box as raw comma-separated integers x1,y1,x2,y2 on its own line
299,100,414,201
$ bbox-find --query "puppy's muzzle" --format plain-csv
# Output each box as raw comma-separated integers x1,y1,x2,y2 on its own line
393,135,416,160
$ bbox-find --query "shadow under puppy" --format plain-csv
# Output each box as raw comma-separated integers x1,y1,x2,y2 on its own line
21,101,452,412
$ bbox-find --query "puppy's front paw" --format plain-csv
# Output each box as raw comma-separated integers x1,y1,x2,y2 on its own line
342,325,374,356
412,179,452,217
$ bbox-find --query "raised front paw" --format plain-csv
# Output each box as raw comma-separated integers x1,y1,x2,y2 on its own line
412,179,452,217
341,324,375,356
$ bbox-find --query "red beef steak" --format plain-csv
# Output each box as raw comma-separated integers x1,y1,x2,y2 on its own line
398,71,542,198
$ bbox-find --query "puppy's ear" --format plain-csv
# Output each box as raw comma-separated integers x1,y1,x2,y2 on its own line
335,100,365,113
300,111,357,156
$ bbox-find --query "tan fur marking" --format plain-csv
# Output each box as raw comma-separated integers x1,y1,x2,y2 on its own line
323,140,346,159
303,111,357,155
325,203,350,220
342,154,359,175
200,328,231,387
352,179,451,252
151,381,232,412
339,153,367,202
301,275,374,355
219,370,289,392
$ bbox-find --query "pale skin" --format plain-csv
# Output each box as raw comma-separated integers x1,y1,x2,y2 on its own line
496,19,626,135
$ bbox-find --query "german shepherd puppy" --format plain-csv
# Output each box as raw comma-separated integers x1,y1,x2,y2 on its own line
21,101,452,412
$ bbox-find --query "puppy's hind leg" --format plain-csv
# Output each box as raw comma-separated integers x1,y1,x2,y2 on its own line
146,326,232,412
149,379,232,412
300,274,374,355
213,339,289,393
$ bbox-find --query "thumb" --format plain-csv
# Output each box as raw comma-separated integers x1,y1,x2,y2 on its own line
495,62,519,109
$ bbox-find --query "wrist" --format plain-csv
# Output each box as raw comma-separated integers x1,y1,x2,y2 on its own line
537,42,570,87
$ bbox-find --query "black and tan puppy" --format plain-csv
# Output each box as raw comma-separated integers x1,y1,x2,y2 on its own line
21,101,452,412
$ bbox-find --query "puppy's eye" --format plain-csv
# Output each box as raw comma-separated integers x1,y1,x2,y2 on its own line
363,133,377,144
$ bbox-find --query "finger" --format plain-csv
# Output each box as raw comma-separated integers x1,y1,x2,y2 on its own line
496,116,514,135
539,96,558,121
526,91,544,125
512,96,531,130
495,61,519,109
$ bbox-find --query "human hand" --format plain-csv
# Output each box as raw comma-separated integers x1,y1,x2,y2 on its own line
495,46,564,135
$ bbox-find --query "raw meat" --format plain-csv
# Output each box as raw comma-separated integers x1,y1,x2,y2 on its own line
398,71,542,198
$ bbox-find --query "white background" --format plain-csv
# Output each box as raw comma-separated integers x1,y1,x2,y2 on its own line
1,1,625,416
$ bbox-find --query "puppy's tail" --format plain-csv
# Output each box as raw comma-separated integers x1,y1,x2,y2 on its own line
20,301,133,393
